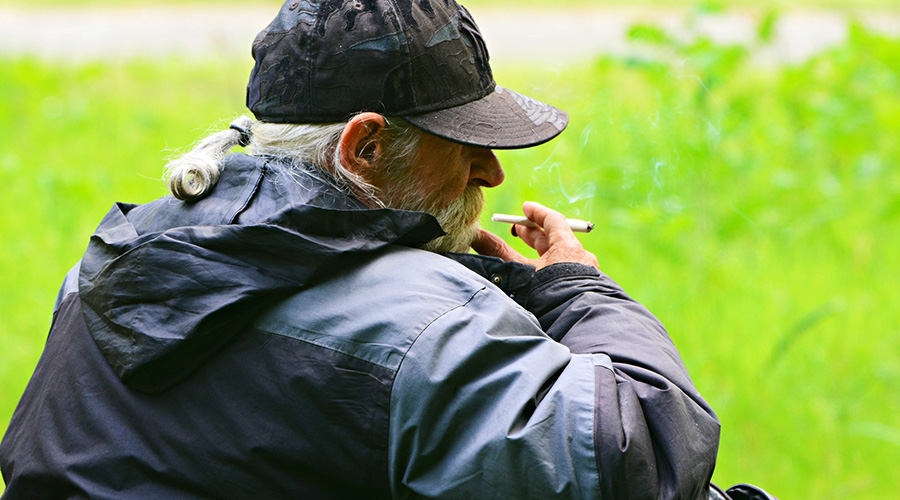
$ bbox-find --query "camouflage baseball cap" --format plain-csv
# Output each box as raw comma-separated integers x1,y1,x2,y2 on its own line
247,0,568,149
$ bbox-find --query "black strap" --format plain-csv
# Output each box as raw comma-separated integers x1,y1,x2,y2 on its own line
229,123,252,147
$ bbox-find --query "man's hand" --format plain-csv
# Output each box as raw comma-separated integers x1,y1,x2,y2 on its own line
472,202,599,271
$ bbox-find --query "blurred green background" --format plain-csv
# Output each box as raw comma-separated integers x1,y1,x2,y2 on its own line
2,1,899,498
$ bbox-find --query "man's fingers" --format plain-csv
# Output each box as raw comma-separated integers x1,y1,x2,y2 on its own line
522,201,561,228
471,229,529,264
522,201,579,247
516,225,550,255
518,201,600,270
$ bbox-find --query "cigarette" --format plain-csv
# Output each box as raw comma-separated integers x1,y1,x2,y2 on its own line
491,214,594,233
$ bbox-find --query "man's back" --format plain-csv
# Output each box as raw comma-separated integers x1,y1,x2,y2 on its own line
0,155,414,498
0,154,491,498
2,154,721,499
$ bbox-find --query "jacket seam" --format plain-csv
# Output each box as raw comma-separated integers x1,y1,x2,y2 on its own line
126,244,147,378
250,325,398,372
227,162,268,224
391,285,485,382
385,285,486,498
530,273,599,297
529,274,631,312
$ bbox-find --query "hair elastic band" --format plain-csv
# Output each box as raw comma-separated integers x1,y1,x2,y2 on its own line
229,123,252,147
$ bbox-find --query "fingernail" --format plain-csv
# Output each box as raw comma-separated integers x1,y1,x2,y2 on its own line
511,225,518,237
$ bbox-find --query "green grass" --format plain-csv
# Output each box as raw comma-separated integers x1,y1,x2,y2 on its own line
2,23,900,500
0,56,255,442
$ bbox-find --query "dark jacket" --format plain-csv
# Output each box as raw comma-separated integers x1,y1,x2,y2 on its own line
1,154,720,499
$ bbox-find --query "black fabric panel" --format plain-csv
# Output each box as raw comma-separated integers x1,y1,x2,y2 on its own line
0,294,394,500
592,364,657,499
443,252,535,306
77,155,442,394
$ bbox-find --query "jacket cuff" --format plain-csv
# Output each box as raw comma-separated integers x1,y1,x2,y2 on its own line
526,263,634,332
532,262,601,287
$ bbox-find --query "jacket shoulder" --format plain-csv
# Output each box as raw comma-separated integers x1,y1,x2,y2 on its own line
252,247,503,371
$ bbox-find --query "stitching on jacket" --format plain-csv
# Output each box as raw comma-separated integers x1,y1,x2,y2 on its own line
528,273,630,309
384,285,486,497
250,324,397,371
392,286,486,375
228,162,268,224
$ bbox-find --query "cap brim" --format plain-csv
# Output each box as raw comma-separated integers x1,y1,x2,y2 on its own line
402,86,569,150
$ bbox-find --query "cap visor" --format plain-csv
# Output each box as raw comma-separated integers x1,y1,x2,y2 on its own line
402,86,569,149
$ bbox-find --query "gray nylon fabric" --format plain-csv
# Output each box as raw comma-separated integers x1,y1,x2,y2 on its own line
525,265,722,499
252,246,484,373
389,286,601,499
28,153,725,498
251,242,606,498
76,154,444,394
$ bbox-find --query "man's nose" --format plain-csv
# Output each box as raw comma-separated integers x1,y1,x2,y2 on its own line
468,147,505,188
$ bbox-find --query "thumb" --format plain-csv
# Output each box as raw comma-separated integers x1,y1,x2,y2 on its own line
471,229,530,265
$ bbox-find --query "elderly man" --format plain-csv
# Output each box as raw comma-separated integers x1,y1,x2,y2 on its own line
0,1,736,499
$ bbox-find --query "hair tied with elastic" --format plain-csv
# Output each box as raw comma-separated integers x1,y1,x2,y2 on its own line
165,115,255,201
230,122,252,147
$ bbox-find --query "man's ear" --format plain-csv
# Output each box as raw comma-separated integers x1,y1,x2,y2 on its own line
339,113,387,174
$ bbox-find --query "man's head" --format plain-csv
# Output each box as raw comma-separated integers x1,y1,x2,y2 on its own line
247,0,568,149
168,0,566,253
248,112,500,253
337,112,503,253
247,0,568,251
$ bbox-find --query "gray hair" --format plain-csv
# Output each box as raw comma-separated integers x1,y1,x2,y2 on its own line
164,115,423,206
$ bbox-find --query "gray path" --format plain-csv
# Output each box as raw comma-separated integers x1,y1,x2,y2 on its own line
1,5,899,64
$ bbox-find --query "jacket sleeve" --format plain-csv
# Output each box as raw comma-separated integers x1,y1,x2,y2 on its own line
388,264,719,500
527,263,720,499
53,260,81,316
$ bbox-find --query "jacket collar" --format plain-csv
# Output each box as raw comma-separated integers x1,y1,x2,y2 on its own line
78,154,445,394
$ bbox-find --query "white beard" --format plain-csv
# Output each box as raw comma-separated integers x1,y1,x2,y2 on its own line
419,185,484,254
385,183,484,254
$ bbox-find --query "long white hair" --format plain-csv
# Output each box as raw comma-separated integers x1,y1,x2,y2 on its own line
164,115,423,207
164,115,482,253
